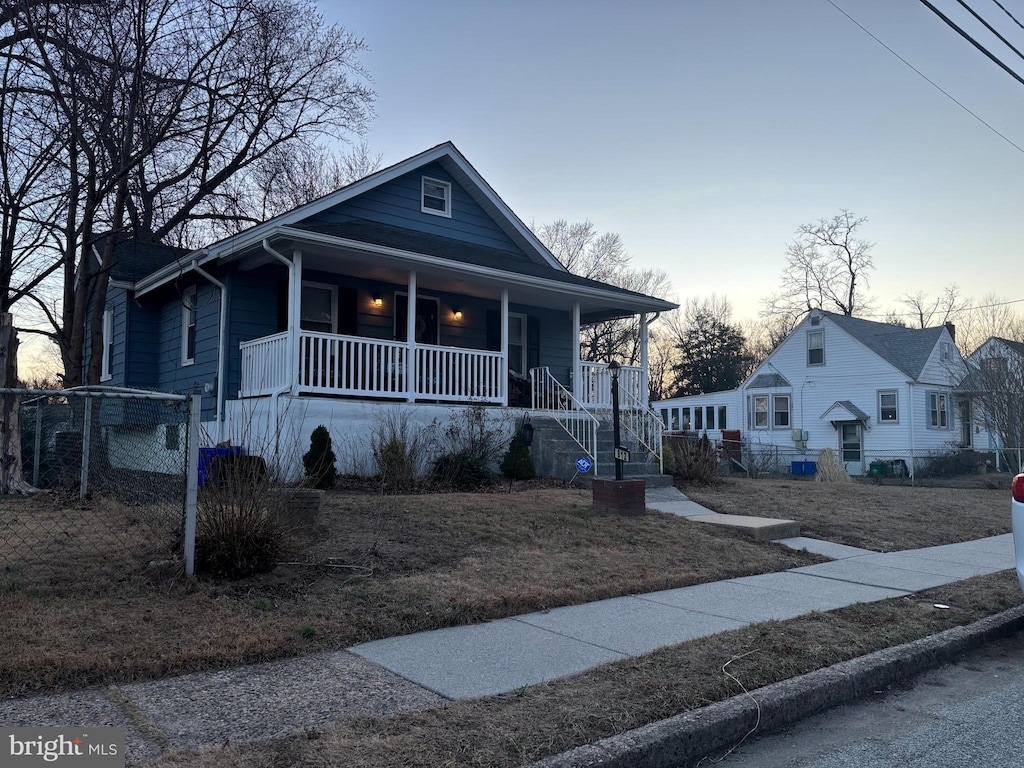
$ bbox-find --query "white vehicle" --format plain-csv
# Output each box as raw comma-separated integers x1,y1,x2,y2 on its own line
1013,474,1024,592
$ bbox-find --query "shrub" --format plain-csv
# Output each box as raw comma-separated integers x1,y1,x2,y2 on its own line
500,425,535,481
195,454,287,578
918,449,979,478
669,433,719,485
432,449,493,490
302,425,337,490
371,409,427,493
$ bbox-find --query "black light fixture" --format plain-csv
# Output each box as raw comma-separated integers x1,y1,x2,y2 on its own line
520,419,534,446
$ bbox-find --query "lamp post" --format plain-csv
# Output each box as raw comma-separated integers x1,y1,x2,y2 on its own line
608,360,623,481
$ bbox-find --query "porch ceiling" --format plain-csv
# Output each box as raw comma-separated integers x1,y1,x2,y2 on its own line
232,228,674,322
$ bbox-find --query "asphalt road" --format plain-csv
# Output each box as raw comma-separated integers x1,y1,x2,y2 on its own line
710,630,1024,768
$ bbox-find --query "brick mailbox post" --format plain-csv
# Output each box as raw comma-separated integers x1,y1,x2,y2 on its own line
592,477,646,516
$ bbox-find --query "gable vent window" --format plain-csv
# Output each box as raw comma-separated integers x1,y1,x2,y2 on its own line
421,176,451,217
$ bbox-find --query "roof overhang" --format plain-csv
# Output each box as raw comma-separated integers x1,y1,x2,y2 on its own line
135,226,676,321
820,400,872,430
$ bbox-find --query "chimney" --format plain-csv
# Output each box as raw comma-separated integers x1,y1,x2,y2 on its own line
944,322,956,342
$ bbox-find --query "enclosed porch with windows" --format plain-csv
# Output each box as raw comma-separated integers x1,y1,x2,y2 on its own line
231,236,655,409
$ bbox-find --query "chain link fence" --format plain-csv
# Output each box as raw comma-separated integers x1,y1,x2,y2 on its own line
1,388,198,590
699,436,1022,482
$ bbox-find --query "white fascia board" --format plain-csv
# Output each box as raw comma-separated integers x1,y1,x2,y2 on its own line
276,226,673,313
134,248,210,295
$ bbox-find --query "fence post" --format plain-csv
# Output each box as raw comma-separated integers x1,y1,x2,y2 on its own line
183,393,201,578
80,396,92,500
32,401,42,488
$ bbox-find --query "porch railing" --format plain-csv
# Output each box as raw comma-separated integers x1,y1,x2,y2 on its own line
579,362,645,408
617,381,664,472
239,331,503,404
531,366,599,472
239,331,289,396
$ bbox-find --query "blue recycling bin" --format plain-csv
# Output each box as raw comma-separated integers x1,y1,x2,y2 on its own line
198,446,243,485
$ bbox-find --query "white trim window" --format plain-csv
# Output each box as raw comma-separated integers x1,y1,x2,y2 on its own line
807,330,824,366
928,390,951,429
753,395,769,428
300,281,338,334
421,176,451,217
773,395,791,428
507,312,527,376
101,308,114,381
182,286,196,366
941,342,952,361
878,390,898,423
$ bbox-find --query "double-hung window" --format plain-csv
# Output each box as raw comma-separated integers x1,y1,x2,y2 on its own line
773,395,791,428
807,330,824,366
101,308,114,381
182,286,196,365
928,390,950,429
878,390,898,423
753,395,769,428
421,176,451,217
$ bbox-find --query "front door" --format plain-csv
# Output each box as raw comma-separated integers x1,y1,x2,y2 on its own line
840,423,863,475
394,294,439,345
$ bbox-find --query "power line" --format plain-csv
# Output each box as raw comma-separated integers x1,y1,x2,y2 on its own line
917,0,1024,86
952,0,1024,65
990,0,1024,33
826,0,1024,156
861,296,1024,319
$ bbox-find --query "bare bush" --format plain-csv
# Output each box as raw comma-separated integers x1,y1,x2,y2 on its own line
668,433,719,485
370,409,431,493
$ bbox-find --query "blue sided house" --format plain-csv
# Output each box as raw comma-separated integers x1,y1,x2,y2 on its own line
94,142,676,479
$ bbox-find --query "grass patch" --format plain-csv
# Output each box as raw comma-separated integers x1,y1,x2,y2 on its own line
685,477,1010,551
0,489,822,698
148,571,1024,768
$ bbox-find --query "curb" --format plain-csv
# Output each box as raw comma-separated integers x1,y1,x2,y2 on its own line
528,603,1024,768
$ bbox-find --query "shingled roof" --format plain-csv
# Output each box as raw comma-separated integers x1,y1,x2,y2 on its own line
96,235,190,283
825,312,948,380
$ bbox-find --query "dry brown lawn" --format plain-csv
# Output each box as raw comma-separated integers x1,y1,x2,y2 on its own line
0,488,821,698
685,476,1011,551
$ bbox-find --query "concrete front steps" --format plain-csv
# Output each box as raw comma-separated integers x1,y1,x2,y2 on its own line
529,416,672,488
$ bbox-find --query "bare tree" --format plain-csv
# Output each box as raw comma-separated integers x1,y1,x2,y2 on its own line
766,209,875,319
895,284,968,329
745,313,797,371
968,339,1024,465
2,0,374,387
533,219,672,374
666,295,751,397
955,293,1024,356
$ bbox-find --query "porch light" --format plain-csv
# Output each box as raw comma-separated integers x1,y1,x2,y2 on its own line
373,296,383,308
453,308,463,320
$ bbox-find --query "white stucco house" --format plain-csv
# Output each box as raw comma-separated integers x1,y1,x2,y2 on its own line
655,310,981,476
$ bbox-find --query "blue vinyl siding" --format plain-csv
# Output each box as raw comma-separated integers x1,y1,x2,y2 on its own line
304,163,525,256
84,286,127,387
224,268,283,400
515,304,573,386
126,299,161,389
152,281,220,418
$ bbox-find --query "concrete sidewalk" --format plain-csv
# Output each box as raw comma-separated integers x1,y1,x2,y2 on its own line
0,486,1015,765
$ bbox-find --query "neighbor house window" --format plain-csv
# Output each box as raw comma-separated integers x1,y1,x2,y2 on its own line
165,425,180,451
879,390,898,423
754,395,769,428
807,330,824,365
941,342,952,361
421,176,451,217
718,406,727,429
705,406,715,430
928,390,950,429
773,395,790,428
101,308,113,381
681,407,691,429
694,407,703,430
182,286,196,365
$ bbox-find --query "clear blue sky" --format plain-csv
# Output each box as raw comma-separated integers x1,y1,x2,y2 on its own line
328,0,1023,324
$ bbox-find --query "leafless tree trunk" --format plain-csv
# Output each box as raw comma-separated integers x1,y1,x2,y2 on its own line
0,313,36,493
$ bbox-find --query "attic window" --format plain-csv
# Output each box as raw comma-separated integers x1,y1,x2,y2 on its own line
421,176,451,218
807,330,824,366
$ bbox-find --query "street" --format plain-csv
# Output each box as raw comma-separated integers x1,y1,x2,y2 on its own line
709,630,1024,768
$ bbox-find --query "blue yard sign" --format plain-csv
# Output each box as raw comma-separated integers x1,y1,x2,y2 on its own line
575,456,592,473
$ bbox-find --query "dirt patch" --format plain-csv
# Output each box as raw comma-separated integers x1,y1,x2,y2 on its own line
684,477,1010,551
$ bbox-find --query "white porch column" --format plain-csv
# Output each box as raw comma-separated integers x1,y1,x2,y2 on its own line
290,250,303,393
501,288,509,406
640,312,649,404
406,271,417,402
572,301,581,401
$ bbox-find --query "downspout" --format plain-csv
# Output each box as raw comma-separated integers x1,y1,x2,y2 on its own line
262,239,296,466
192,260,227,445
908,381,916,485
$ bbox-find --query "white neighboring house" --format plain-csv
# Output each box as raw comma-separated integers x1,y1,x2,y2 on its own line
963,336,1024,458
655,309,974,476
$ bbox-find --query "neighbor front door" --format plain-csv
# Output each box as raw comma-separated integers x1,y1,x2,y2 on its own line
840,423,863,476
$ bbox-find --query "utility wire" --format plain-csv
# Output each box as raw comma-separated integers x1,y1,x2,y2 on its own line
953,0,1024,64
826,0,1024,156
862,296,1024,319
991,0,1024,32
917,0,1024,87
